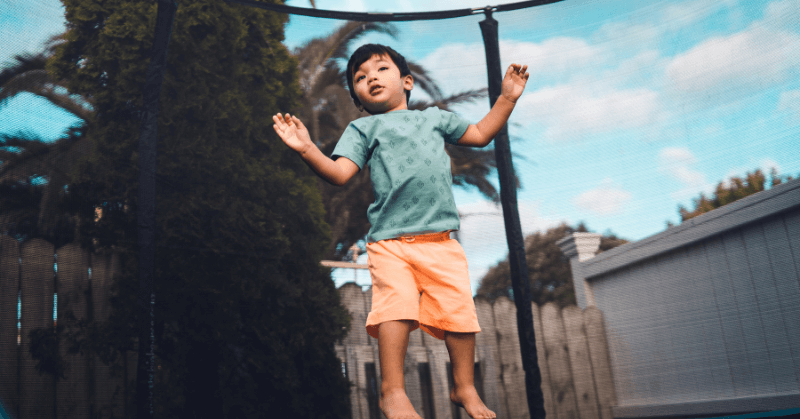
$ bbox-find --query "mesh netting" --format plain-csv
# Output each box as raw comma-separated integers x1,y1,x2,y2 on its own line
1,0,799,418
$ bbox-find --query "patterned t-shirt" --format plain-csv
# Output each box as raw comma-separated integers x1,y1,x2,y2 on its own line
331,107,469,242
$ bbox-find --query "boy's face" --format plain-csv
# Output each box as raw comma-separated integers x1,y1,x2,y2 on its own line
353,54,414,114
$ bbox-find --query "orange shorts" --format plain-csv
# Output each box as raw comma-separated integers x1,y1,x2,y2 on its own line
365,231,481,340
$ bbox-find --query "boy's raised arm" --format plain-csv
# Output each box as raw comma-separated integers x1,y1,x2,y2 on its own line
457,63,529,148
272,113,359,186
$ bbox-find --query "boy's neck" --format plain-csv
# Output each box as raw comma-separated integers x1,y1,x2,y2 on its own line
369,102,409,115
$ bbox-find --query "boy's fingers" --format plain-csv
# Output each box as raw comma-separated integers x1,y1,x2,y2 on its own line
292,115,306,129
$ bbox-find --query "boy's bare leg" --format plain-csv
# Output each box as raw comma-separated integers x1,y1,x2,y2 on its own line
445,331,497,419
378,320,423,419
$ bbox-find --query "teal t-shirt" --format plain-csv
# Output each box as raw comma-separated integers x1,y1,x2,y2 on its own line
332,107,469,242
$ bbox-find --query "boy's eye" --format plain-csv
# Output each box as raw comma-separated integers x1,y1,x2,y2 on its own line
356,75,364,82
379,67,388,71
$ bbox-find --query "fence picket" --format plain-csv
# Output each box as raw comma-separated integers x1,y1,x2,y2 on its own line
493,296,529,418
531,301,557,419
56,243,91,419
91,252,125,417
584,306,616,419
19,239,56,419
474,297,505,418
542,302,579,419
340,283,370,346
562,305,600,419
0,236,20,418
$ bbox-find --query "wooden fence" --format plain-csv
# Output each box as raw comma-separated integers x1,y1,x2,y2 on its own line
0,236,136,419
1,234,617,419
335,282,617,419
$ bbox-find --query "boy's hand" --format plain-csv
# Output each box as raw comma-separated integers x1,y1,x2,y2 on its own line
273,113,312,154
500,63,529,103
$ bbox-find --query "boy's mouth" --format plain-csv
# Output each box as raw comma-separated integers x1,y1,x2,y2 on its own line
370,85,384,95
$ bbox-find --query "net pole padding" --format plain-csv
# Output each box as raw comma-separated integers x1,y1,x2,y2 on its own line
479,10,546,419
136,1,177,419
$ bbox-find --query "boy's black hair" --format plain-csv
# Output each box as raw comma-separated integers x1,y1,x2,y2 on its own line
346,44,412,112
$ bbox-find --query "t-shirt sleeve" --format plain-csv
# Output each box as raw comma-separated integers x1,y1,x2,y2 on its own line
331,122,369,169
435,108,471,145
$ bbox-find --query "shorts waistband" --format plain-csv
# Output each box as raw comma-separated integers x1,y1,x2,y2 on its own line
387,231,452,243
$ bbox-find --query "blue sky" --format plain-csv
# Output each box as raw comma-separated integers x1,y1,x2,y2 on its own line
2,0,799,293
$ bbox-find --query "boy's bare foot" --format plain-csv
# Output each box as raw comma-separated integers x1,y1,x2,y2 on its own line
380,388,422,419
451,385,496,419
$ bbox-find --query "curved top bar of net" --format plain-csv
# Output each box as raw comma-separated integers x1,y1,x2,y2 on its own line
225,0,565,21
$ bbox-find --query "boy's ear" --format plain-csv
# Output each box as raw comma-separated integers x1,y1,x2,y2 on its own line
403,74,414,91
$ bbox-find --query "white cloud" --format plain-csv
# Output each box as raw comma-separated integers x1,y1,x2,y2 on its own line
764,0,800,30
419,38,606,96
573,178,632,216
659,147,696,165
594,21,660,50
455,199,562,293
517,84,661,142
661,0,739,31
665,24,800,103
777,90,800,125
658,147,712,201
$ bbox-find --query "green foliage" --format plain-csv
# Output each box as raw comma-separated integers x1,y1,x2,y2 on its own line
48,0,351,417
476,223,626,307
678,168,795,223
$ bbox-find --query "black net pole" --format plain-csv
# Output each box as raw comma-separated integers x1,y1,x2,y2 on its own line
136,1,177,418
479,10,546,419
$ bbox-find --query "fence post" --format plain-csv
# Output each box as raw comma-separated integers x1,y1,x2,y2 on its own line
56,243,91,419
19,239,56,419
0,236,20,418
556,233,601,309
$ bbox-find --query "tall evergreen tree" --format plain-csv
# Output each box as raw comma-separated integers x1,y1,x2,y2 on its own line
48,0,350,417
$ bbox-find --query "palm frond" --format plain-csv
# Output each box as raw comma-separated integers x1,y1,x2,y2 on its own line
0,53,48,86
0,69,52,105
407,61,443,103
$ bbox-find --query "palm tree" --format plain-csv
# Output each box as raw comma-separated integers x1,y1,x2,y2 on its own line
293,21,501,260
0,36,92,243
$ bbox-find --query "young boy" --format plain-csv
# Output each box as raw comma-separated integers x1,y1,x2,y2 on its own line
273,44,528,419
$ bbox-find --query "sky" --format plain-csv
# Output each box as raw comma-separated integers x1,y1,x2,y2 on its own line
2,0,799,294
